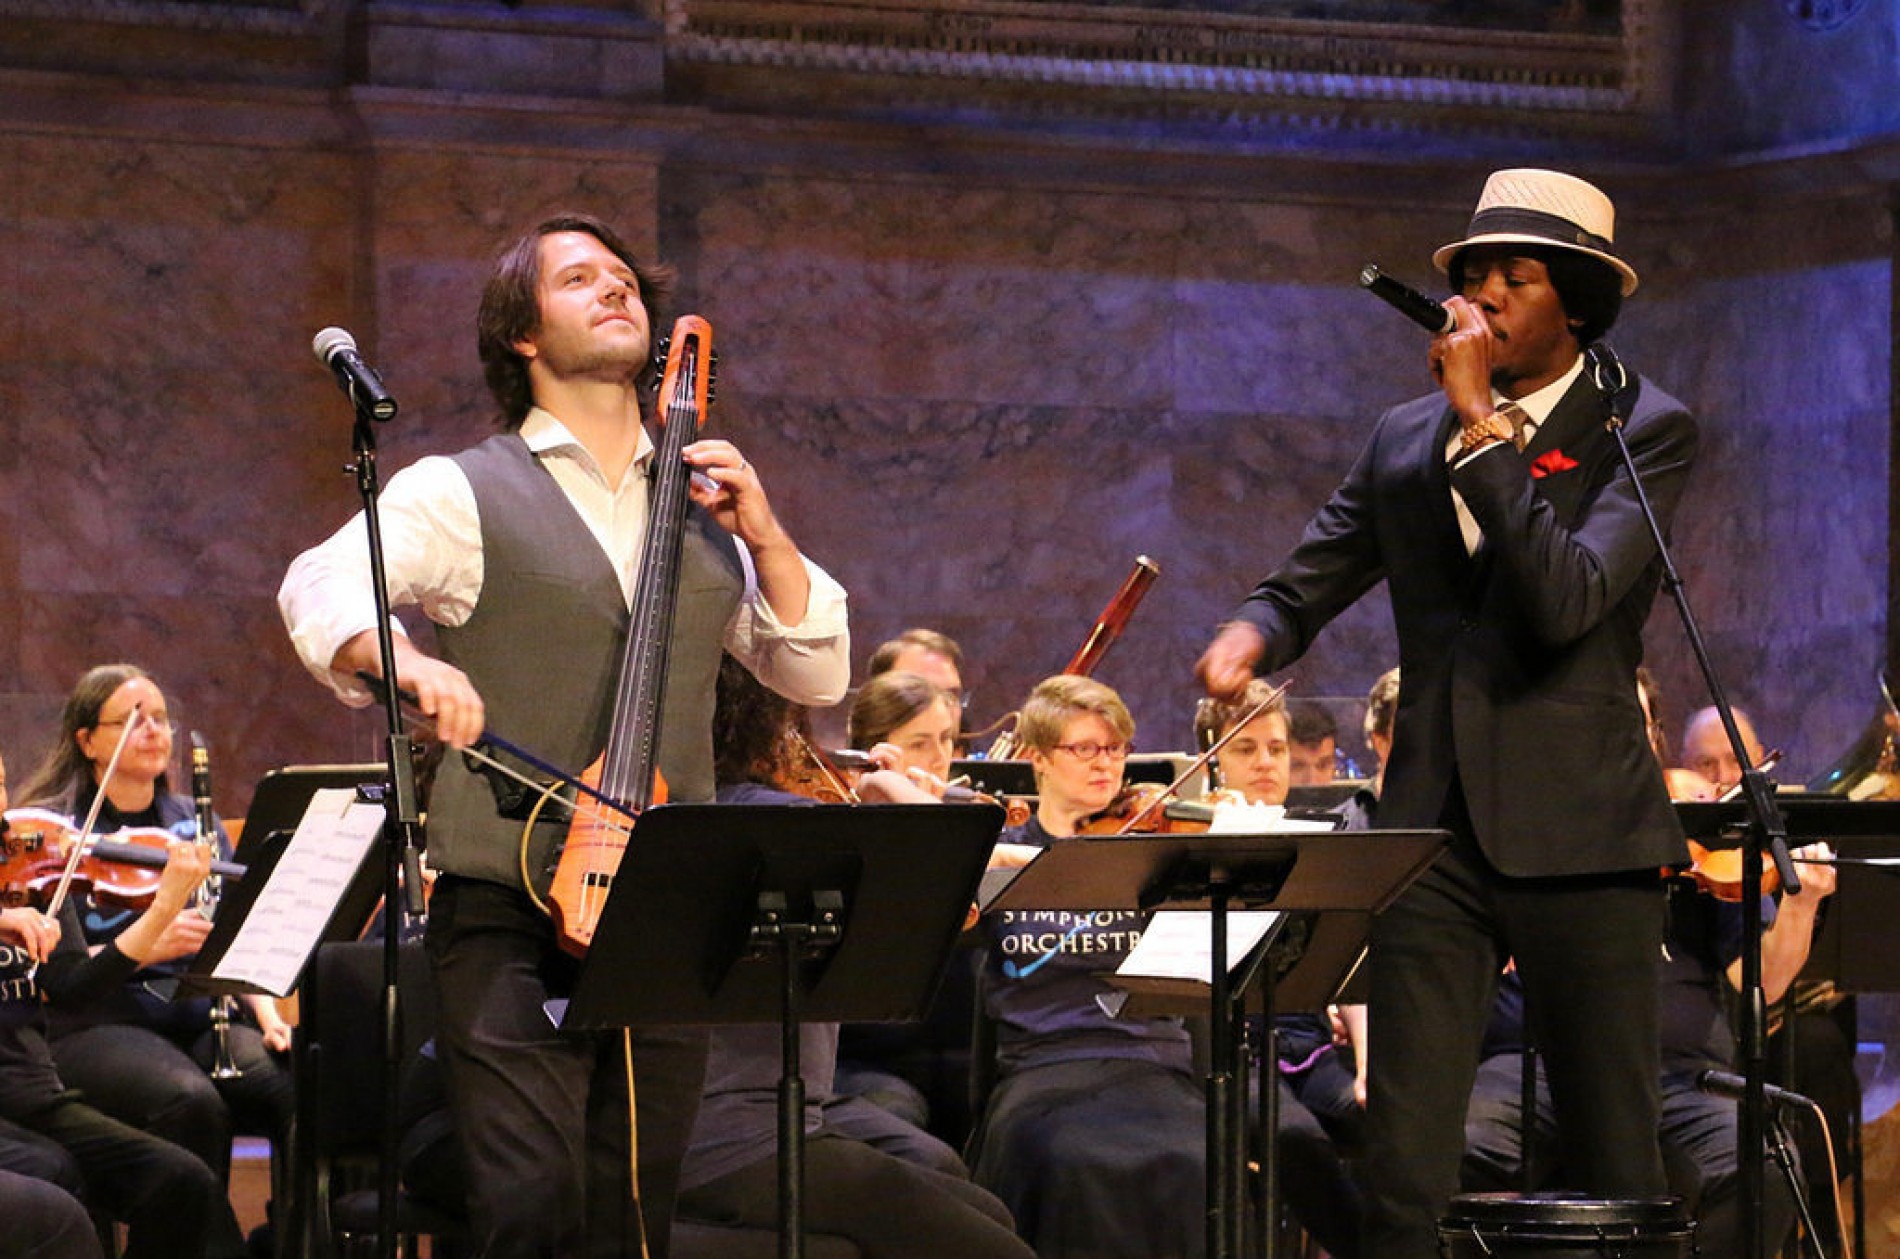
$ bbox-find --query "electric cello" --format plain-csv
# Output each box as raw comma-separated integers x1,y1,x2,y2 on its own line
544,315,714,956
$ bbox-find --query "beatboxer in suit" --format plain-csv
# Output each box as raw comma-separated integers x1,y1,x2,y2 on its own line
1197,168,1699,1258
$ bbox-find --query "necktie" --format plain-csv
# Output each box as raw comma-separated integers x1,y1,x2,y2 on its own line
1498,401,1531,452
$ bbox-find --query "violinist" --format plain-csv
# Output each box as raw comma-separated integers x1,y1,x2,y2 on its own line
15,664,291,1255
967,675,1206,1259
1196,677,1294,808
0,744,237,1258
849,670,960,798
1679,702,1765,796
278,212,850,1259
665,655,1035,1258
1670,692,1856,1251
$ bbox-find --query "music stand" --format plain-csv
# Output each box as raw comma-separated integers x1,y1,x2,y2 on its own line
183,765,392,998
564,801,1006,1259
180,766,391,1259
988,827,1447,1259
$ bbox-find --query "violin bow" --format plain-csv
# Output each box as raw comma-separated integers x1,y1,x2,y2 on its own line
1114,681,1290,835
43,702,145,919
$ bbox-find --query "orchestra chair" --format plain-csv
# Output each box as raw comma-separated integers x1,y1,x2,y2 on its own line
295,937,466,1258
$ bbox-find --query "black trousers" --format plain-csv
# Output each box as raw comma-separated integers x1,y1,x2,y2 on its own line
16,1096,229,1259
678,1132,1034,1259
0,1166,102,1259
426,876,709,1259
50,1014,290,1256
1361,810,1667,1259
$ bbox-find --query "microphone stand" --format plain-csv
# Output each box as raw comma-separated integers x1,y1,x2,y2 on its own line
1586,344,1803,1259
1768,1111,1826,1258
340,390,427,1259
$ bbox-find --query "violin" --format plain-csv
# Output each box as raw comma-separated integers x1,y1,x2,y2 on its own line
779,738,864,804
545,315,713,957
1675,839,1852,903
1071,685,1288,837
0,807,244,912
1075,782,1214,836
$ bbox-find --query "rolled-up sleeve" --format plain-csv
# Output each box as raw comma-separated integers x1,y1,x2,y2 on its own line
277,456,484,703
724,550,851,707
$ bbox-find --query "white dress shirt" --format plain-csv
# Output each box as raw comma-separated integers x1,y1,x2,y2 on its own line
279,407,851,708
1444,354,1586,554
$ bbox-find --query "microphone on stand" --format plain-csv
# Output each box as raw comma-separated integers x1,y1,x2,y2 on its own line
1359,264,1456,335
1696,1069,1816,1112
312,327,399,421
1584,340,1643,431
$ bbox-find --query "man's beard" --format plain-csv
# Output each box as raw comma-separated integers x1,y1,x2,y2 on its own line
541,333,649,384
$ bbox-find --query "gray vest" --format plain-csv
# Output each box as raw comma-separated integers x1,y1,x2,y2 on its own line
427,433,745,893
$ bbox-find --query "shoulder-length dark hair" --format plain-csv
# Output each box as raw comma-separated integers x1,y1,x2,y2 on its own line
476,212,677,429
16,662,165,806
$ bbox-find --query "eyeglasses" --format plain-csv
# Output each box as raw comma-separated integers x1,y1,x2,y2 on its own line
1051,741,1130,763
92,716,178,737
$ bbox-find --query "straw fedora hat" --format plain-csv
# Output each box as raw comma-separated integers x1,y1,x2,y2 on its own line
1432,168,1639,296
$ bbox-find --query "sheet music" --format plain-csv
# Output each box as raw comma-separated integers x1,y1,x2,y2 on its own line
1117,908,1282,983
210,788,384,995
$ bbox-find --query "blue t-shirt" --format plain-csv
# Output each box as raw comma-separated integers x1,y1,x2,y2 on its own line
982,817,1192,1076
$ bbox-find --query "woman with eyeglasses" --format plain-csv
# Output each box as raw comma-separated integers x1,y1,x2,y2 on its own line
967,674,1206,1259
0,734,234,1258
16,663,293,1256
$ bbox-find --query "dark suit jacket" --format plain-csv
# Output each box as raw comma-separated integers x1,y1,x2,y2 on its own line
1232,369,1697,878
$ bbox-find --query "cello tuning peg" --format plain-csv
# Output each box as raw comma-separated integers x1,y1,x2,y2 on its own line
648,339,671,392
707,351,720,404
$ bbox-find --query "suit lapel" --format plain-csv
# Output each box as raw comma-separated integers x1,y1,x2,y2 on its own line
1521,375,1611,523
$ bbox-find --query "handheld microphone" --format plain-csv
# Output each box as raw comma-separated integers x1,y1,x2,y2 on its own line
1359,264,1456,335
1696,1069,1815,1112
312,327,399,421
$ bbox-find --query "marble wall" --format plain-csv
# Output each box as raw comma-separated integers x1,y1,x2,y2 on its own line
0,3,1890,821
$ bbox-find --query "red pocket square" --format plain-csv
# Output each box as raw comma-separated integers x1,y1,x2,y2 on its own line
1529,449,1579,479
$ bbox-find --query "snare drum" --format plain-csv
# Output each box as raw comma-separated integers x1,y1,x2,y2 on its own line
1437,1193,1695,1258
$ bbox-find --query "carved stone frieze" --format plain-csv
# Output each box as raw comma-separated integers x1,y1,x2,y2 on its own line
665,0,1670,129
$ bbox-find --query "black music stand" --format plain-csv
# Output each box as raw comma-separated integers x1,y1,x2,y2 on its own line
986,827,1448,1259
182,766,392,998
179,767,392,1259
564,801,1006,1259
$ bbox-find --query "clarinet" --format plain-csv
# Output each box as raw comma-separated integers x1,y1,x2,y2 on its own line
191,734,242,1081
